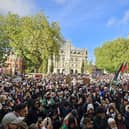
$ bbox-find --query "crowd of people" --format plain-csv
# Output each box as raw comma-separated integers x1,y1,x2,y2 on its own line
0,73,129,129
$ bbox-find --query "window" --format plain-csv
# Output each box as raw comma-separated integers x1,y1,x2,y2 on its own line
75,58,78,61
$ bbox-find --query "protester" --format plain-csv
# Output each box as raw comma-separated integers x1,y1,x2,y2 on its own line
2,111,25,129
107,118,118,129
82,117,94,129
124,104,129,129
41,117,53,129
94,106,108,129
115,113,126,129
0,73,129,129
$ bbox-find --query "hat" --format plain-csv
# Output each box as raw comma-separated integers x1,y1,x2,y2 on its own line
108,118,115,124
87,104,94,111
125,105,129,112
2,112,24,126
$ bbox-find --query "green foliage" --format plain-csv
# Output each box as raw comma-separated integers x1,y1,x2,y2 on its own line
0,15,11,65
94,38,129,72
0,12,63,73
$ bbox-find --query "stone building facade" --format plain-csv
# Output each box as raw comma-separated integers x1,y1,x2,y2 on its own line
48,40,87,74
3,53,24,75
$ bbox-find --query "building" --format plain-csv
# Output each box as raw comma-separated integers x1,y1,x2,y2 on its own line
48,40,87,74
2,41,87,75
3,53,24,75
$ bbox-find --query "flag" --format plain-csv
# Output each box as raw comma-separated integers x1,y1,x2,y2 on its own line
124,62,128,72
113,63,125,81
121,63,125,74
61,124,68,129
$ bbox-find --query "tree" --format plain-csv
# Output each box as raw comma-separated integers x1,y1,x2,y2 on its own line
0,15,11,65
94,38,129,72
0,12,63,73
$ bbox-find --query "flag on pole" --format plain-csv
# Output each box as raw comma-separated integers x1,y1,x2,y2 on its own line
113,63,125,81
110,62,128,89
124,62,128,72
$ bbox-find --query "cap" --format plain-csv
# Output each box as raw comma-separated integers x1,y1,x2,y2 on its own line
2,112,24,126
87,104,94,111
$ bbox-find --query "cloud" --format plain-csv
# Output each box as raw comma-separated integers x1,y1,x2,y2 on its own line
122,10,129,24
0,0,36,16
107,10,129,27
107,18,117,27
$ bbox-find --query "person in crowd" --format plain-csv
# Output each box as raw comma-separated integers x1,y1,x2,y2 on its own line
119,98,129,115
41,117,53,129
106,105,117,119
0,73,129,129
124,104,129,129
0,95,13,122
28,123,38,129
14,103,28,118
115,113,126,129
26,99,45,125
1,111,25,129
107,118,118,129
61,112,79,129
93,106,108,129
1,103,28,129
82,117,95,129
80,104,94,129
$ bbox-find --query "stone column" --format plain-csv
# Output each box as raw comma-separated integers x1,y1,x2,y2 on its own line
64,40,71,74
